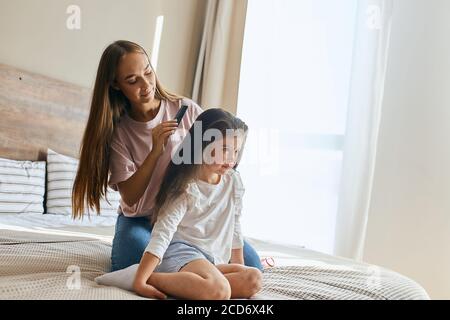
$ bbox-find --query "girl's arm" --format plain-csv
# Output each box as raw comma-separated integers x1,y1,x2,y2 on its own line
132,252,167,299
133,195,188,298
230,248,245,265
231,171,245,265
231,200,244,258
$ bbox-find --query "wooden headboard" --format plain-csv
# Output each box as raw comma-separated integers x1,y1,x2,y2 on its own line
0,64,91,161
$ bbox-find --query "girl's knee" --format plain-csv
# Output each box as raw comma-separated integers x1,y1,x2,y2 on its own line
201,277,231,300
244,268,263,297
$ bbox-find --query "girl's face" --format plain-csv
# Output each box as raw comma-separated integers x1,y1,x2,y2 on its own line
114,52,157,107
202,134,245,176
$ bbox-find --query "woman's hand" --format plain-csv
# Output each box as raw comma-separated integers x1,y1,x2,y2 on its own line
117,120,178,207
151,120,179,157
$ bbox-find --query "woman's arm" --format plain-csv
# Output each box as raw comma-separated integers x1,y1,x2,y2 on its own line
230,248,244,265
117,150,159,207
117,120,178,207
132,252,166,299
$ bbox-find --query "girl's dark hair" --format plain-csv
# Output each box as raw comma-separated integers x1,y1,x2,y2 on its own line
152,108,248,224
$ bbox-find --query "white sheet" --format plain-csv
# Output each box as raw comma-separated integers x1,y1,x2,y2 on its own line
0,227,430,300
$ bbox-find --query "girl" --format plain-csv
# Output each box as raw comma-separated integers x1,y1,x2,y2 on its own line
71,40,262,278
132,108,262,299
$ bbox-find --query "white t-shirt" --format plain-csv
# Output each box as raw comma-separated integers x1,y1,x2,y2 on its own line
144,169,245,265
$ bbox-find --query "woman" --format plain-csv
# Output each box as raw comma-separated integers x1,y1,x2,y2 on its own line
71,40,262,280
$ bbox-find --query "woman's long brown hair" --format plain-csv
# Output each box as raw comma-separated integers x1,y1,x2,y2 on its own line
72,40,182,219
152,108,249,225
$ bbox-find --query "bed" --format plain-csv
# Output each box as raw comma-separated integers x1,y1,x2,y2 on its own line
0,64,430,300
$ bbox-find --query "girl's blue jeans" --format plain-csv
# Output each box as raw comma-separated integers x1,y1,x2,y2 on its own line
111,214,263,272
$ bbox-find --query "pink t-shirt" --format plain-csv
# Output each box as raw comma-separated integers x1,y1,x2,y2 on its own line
108,98,203,218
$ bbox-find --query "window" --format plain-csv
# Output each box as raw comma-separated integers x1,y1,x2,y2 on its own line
237,0,358,253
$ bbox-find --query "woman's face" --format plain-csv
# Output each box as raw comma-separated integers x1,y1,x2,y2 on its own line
114,52,157,107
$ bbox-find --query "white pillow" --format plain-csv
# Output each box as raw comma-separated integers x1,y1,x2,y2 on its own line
95,264,139,292
0,158,46,214
46,149,120,217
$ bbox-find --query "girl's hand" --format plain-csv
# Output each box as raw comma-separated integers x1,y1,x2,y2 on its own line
133,252,166,299
151,120,179,157
133,282,167,299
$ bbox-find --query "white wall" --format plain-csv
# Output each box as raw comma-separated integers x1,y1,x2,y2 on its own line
0,0,206,96
364,0,450,299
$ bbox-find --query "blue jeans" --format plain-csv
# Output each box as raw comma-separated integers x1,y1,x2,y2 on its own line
111,214,263,272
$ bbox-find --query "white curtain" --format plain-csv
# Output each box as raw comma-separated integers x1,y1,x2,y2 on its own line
192,0,247,113
237,0,393,256
333,0,394,260
237,0,359,253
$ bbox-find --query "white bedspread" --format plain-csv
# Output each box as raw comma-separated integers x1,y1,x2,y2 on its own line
0,226,430,300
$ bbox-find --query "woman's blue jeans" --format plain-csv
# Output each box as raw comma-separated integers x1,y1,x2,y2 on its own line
111,214,263,272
